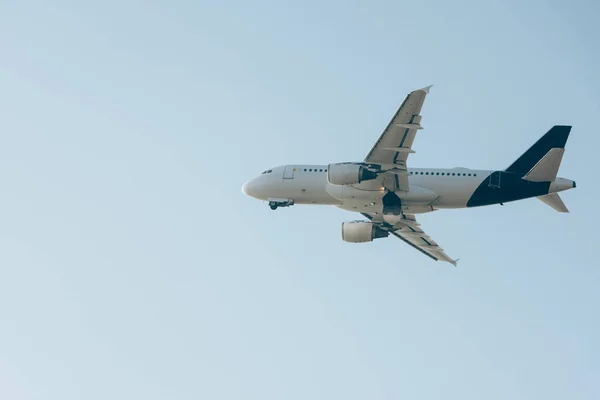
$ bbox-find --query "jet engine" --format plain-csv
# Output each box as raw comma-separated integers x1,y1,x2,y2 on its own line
341,221,389,243
327,163,378,185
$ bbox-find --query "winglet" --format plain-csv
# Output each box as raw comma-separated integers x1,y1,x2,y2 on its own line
417,85,433,94
452,258,460,267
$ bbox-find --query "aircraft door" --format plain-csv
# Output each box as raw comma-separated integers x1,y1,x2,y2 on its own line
283,166,296,179
488,171,501,188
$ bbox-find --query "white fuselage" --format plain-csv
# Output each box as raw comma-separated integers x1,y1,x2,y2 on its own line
243,164,575,214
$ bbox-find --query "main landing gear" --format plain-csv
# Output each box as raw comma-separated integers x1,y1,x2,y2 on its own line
382,190,402,216
268,199,294,211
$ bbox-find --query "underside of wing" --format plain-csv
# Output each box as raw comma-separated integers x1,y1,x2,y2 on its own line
363,86,432,191
362,212,457,266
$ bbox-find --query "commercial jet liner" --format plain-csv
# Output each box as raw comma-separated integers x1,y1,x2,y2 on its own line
242,86,576,266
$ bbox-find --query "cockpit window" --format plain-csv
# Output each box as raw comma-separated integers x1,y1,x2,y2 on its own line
261,169,273,174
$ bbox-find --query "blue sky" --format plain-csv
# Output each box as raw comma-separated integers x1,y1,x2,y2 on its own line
1,1,598,399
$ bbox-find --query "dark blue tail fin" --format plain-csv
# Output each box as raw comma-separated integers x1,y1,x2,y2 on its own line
505,125,571,174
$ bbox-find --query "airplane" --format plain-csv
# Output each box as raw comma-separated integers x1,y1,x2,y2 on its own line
241,86,576,266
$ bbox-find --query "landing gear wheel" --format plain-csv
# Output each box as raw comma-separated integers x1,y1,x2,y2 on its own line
269,202,278,210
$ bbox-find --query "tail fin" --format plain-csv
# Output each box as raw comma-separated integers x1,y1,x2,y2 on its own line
505,125,571,175
537,193,569,213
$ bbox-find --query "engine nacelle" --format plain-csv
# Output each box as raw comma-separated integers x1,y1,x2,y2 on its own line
327,163,378,185
341,221,389,243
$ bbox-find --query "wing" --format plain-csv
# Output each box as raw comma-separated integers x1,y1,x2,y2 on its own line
364,85,432,191
362,213,458,266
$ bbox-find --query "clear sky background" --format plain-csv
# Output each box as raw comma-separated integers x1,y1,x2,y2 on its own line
1,1,599,399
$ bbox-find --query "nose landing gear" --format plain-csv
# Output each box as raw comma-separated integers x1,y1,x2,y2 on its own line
268,198,294,211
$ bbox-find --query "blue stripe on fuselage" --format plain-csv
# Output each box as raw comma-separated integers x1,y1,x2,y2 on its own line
467,171,550,207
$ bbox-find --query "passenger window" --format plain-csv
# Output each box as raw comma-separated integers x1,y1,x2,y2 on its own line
474,174,477,177
436,172,439,175
452,173,455,176
319,169,323,172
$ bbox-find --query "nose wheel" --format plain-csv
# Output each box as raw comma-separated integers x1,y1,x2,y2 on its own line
268,198,294,210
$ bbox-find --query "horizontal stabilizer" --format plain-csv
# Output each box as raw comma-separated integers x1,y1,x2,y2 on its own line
523,148,565,182
537,193,569,213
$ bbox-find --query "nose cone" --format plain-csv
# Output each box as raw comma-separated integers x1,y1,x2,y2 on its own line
242,181,252,196
242,179,259,199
